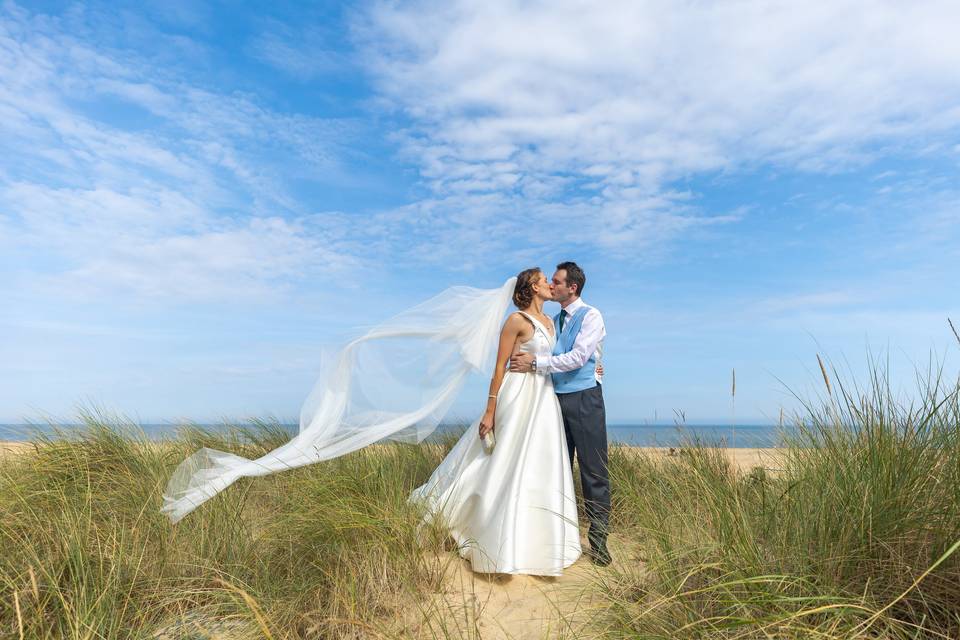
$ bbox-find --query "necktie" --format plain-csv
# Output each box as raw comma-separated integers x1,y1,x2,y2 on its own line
559,309,568,332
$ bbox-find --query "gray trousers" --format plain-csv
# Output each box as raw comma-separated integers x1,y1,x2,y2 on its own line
557,383,610,547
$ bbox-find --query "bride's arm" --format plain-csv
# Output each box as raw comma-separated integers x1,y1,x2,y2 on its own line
479,313,524,438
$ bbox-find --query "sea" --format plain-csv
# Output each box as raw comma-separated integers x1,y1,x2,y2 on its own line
0,422,787,448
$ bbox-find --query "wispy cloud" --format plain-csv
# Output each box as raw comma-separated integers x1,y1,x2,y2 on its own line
358,0,960,259
0,3,361,302
3,0,960,425
248,19,350,80
7,1,958,293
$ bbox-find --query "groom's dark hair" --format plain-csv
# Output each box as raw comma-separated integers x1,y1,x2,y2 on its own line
556,261,585,296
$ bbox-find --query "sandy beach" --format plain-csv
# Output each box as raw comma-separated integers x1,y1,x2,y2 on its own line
0,440,783,471
630,445,784,471
0,440,31,458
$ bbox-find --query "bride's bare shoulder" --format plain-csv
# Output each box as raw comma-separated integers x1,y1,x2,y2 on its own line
502,312,529,331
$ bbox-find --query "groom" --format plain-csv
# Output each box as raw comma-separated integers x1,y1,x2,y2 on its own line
509,261,612,566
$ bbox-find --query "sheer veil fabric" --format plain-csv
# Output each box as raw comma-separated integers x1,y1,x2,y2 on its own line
161,277,518,524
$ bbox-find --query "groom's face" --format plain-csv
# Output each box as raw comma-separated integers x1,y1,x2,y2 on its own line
551,269,575,303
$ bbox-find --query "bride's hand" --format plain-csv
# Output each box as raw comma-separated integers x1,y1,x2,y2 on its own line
479,411,495,438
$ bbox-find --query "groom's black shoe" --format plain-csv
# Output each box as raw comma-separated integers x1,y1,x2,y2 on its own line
588,542,612,567
587,523,612,566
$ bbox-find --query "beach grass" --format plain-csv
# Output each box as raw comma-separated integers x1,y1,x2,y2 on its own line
0,412,460,639
601,357,960,638
1,357,959,638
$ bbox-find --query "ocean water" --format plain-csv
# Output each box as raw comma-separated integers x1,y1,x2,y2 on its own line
0,422,786,448
608,423,786,448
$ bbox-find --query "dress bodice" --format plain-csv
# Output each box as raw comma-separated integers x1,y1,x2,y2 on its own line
515,312,556,358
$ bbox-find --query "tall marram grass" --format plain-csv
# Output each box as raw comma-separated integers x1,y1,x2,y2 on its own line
3,354,960,638
604,357,960,638
0,411,459,639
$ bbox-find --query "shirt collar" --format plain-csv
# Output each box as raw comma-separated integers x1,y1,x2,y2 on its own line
561,297,585,315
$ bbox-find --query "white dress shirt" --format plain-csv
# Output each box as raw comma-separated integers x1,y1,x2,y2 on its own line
535,297,605,378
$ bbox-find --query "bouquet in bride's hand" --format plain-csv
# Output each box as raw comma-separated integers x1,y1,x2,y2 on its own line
479,411,496,453
482,429,496,453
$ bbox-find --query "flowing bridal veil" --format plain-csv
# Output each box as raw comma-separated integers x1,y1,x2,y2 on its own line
162,277,518,523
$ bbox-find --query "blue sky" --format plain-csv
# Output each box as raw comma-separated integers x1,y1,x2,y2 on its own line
2,0,959,425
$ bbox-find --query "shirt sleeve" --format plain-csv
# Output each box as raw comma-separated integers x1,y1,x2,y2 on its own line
536,308,605,374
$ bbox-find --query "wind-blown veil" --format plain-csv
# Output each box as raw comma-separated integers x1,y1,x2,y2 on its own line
161,277,518,523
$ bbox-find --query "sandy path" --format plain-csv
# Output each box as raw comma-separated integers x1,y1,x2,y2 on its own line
409,447,783,639
411,533,637,640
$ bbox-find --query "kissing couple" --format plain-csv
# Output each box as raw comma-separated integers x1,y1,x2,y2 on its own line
163,262,610,576
411,261,611,573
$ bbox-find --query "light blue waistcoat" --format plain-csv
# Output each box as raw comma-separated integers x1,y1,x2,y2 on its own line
551,305,598,394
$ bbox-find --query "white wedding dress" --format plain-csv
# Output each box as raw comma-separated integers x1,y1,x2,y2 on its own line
410,312,582,575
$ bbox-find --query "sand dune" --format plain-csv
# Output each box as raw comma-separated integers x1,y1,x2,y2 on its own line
0,441,31,458
1,439,785,638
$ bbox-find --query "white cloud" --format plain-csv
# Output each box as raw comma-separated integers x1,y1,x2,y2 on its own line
5,1,960,296
248,20,349,80
6,181,355,299
0,4,359,301
359,0,960,256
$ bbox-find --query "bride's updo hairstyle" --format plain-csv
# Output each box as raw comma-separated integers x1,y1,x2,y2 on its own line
512,268,542,309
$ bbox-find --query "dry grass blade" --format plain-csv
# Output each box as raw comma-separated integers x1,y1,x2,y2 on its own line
13,591,24,640
214,577,275,640
28,566,38,600
949,317,960,347
816,353,832,396
853,537,960,635
320,617,393,639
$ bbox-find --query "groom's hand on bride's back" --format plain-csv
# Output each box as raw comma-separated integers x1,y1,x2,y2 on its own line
509,351,535,372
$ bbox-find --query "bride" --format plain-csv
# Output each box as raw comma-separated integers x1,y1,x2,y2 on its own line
410,268,582,575
161,269,581,575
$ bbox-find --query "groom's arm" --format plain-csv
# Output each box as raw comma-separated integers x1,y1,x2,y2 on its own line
535,309,605,374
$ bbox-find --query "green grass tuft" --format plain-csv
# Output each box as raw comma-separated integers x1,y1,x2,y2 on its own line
602,357,960,638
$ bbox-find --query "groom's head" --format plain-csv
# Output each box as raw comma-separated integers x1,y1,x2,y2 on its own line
552,261,585,304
